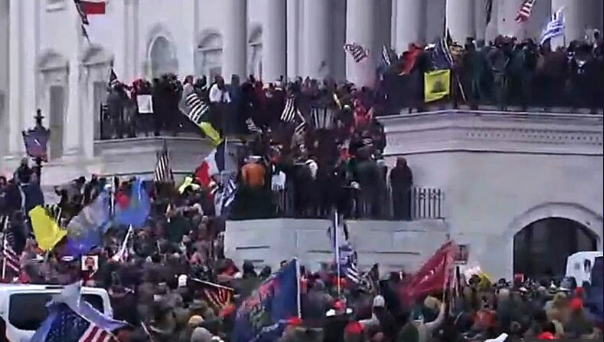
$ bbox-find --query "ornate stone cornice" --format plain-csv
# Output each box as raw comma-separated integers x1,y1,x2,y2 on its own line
379,110,603,156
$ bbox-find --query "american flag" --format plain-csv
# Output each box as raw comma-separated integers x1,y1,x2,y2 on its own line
281,96,307,136
485,0,494,25
381,45,393,68
191,279,235,312
516,0,536,22
212,172,238,217
344,43,369,63
153,141,174,183
109,69,120,88
2,219,20,280
45,304,119,342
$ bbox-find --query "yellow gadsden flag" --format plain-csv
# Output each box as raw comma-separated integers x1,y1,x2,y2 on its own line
29,206,68,251
424,69,451,103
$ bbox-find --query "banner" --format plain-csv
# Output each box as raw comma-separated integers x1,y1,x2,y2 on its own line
233,259,300,342
424,69,451,103
136,94,153,114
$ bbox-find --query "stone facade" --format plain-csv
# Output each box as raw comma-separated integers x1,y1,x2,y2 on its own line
379,110,603,279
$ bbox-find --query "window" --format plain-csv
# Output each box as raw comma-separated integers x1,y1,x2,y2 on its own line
197,32,223,79
46,0,66,11
8,293,105,331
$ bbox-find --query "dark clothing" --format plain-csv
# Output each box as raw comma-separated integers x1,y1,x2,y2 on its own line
390,165,413,220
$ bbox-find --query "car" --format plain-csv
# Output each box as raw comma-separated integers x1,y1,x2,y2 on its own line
0,284,112,342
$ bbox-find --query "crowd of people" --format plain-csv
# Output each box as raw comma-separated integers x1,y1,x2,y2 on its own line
0,34,602,342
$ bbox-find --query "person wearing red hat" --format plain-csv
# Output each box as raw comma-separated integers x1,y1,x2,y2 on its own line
537,331,556,339
565,297,595,338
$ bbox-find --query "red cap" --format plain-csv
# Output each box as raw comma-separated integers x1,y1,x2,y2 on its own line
344,321,364,335
287,317,303,327
570,298,583,311
537,332,555,339
334,300,345,311
574,287,584,297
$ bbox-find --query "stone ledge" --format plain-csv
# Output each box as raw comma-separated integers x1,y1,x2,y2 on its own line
224,218,449,272
380,110,603,156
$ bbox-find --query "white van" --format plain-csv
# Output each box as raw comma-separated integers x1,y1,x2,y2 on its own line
0,284,112,342
566,251,604,286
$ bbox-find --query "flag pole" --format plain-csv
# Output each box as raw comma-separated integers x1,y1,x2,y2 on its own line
1,234,7,280
335,210,341,296
295,258,302,318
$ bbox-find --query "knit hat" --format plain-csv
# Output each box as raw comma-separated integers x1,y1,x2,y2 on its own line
188,315,204,327
190,327,214,342
372,295,385,308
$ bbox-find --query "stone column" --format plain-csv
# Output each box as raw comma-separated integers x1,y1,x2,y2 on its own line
64,2,84,157
302,0,331,79
264,0,287,82
222,0,247,81
7,0,39,157
286,0,300,78
552,0,599,43
446,0,475,43
394,0,426,53
346,0,377,83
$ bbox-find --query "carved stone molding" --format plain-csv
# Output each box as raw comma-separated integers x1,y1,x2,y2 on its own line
380,110,603,155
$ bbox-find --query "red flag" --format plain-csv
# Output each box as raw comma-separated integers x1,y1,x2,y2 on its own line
80,0,106,15
399,241,458,304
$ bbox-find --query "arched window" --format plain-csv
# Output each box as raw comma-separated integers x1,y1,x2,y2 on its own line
514,218,598,279
149,36,177,78
248,26,262,79
197,32,223,79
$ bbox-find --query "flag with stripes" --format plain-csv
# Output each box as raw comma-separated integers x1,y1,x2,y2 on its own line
281,96,307,136
153,141,174,183
245,118,262,134
328,210,361,285
109,69,120,88
43,204,63,225
344,43,369,63
344,43,377,88
2,224,21,280
359,263,380,294
540,7,565,44
212,172,238,217
381,45,393,68
179,83,222,145
485,0,494,25
190,278,235,312
516,0,536,22
32,300,126,342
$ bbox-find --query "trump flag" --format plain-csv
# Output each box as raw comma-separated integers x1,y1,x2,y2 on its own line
233,259,300,342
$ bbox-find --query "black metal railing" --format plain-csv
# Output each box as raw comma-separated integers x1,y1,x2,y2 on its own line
231,185,444,221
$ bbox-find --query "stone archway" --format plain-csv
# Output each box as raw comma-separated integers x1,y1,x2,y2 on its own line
513,218,598,279
504,202,603,279
148,35,177,78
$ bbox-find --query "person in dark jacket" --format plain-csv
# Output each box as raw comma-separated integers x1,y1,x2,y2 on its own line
372,295,398,342
390,158,413,220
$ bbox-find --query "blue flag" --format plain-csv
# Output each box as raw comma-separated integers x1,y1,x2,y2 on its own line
30,292,127,342
114,178,150,228
64,191,111,257
233,259,300,342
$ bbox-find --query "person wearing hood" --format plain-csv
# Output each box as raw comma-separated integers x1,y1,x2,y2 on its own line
564,297,594,338
371,295,398,341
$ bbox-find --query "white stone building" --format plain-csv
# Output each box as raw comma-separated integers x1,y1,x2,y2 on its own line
0,0,602,278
